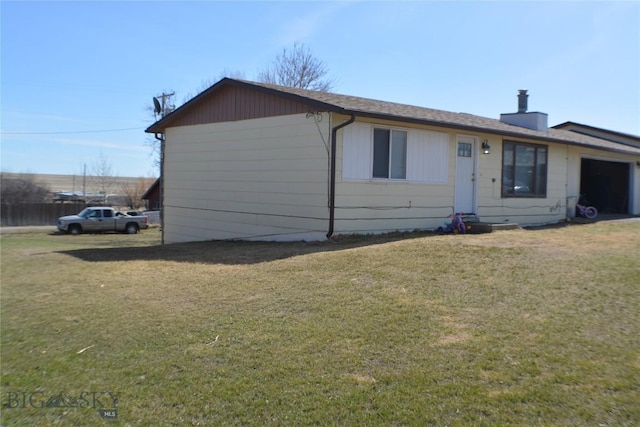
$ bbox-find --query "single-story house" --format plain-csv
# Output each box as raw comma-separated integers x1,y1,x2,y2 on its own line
146,79,640,243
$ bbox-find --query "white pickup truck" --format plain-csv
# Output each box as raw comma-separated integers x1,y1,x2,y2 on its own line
57,207,149,235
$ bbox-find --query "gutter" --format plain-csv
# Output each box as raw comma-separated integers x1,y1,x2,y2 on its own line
154,133,165,245
327,114,356,239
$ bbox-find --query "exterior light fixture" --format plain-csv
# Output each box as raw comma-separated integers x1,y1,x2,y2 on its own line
482,140,491,155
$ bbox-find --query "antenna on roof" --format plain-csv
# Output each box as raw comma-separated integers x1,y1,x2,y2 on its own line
153,97,162,116
153,92,175,118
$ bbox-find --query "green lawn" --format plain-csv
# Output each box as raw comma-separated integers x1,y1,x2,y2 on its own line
1,223,639,426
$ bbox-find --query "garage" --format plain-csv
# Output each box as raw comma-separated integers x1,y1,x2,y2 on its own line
580,158,631,214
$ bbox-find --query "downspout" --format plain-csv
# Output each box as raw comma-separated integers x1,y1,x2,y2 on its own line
327,114,356,239
154,132,165,245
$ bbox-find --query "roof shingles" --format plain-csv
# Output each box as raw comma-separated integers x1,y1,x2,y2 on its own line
147,78,640,156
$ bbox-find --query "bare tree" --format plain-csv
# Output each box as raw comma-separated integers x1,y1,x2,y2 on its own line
145,90,176,171
144,43,332,167
146,70,246,168
180,69,247,105
145,135,162,171
121,177,155,210
91,152,114,203
257,42,333,92
0,173,51,204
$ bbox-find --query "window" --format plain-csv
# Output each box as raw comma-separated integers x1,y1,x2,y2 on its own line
341,123,448,183
458,142,472,157
373,128,407,179
502,141,547,197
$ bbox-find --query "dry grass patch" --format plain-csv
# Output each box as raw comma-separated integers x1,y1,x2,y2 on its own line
1,223,639,426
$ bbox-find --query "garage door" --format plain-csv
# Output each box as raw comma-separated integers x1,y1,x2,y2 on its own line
580,158,630,214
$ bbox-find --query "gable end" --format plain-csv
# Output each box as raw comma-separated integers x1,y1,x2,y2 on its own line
168,84,319,128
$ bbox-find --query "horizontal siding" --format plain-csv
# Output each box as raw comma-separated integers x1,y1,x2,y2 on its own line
166,193,327,217
165,178,326,195
164,113,331,242
167,157,324,172
566,145,640,215
476,139,568,224
168,146,325,163
335,120,456,233
336,182,453,197
164,111,639,242
166,172,328,189
164,206,327,242
334,218,443,235
334,182,454,233
335,123,595,232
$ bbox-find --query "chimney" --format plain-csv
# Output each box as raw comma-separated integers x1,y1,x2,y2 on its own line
500,89,548,131
517,89,528,113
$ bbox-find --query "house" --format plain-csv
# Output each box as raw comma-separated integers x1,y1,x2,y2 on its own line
146,78,640,243
142,178,161,211
552,122,640,149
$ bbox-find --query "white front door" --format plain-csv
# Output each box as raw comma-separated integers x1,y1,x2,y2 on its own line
454,136,476,214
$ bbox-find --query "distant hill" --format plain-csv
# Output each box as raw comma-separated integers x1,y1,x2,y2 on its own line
1,173,157,194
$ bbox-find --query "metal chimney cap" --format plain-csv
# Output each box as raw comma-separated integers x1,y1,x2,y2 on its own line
517,90,529,113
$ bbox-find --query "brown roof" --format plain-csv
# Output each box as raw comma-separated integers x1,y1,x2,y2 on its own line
552,121,640,147
146,78,640,156
141,178,160,200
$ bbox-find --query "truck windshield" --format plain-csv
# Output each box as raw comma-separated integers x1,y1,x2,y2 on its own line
77,208,92,218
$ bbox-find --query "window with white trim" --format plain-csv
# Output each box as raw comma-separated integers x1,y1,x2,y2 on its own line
373,128,407,179
341,123,449,183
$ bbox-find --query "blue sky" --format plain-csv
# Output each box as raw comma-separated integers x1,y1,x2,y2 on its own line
2,1,639,178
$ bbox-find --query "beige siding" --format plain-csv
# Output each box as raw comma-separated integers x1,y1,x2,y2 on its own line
164,111,639,242
407,129,449,183
474,137,569,226
163,113,331,242
335,117,456,234
335,118,634,233
477,139,640,224
334,181,455,233
341,122,372,180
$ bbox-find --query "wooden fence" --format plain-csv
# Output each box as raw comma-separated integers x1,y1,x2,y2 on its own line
1,203,87,226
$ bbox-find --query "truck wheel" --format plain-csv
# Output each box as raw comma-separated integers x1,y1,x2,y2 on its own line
125,223,139,234
69,225,82,235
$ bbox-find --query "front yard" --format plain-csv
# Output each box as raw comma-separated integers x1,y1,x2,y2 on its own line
1,222,639,426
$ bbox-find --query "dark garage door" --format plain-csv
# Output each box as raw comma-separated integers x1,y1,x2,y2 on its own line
580,158,630,214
